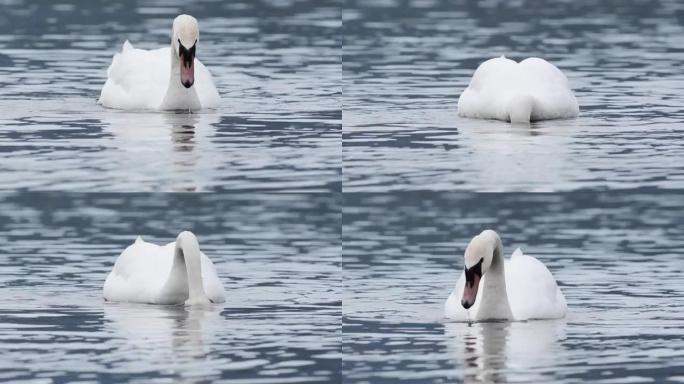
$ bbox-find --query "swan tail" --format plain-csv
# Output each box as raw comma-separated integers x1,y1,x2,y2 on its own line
122,40,134,52
508,94,535,123
511,247,524,259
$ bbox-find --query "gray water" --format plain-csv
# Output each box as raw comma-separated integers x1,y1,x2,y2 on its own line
342,0,684,382
2,0,684,382
0,192,341,383
343,191,684,383
343,0,684,192
0,0,341,192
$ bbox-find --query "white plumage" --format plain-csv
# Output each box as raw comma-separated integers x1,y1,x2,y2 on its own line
457,56,579,123
103,231,225,305
98,14,220,111
445,230,566,322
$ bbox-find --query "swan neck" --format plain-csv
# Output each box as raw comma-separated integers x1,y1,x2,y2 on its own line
489,242,505,278
478,235,513,320
174,232,207,300
509,94,534,123
160,45,199,111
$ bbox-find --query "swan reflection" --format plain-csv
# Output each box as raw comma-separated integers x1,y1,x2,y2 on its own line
445,319,566,383
456,117,579,191
101,111,220,191
104,303,222,363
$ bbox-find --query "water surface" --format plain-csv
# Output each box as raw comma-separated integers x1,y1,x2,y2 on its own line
0,192,341,383
0,0,341,192
342,190,684,383
343,0,684,192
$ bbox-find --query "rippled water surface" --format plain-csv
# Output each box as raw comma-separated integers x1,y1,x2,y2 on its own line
344,0,684,192
0,0,341,192
343,191,684,383
0,192,341,382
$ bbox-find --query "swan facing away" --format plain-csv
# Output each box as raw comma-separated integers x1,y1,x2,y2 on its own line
444,230,566,322
98,14,220,111
103,231,225,305
457,56,579,123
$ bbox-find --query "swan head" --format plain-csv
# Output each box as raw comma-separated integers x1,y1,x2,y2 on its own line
461,230,499,309
172,14,199,88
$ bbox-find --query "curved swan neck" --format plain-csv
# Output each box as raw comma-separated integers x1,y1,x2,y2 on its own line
478,232,513,320
508,94,534,124
174,231,208,301
160,40,200,111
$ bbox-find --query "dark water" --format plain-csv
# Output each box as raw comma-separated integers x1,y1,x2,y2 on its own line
0,192,341,383
343,0,684,192
0,0,341,192
342,3,684,379
343,190,684,383
2,0,684,382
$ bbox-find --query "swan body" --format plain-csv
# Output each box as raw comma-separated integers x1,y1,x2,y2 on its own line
457,56,579,123
103,231,225,305
98,14,220,111
444,230,566,322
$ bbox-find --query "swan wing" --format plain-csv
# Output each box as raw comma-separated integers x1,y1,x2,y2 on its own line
103,239,172,303
200,251,226,303
505,251,567,320
98,43,170,110
518,57,579,120
445,271,468,320
193,58,220,109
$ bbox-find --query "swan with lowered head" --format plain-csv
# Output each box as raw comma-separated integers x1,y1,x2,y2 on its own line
457,56,578,123
98,14,220,111
444,230,566,321
103,231,225,305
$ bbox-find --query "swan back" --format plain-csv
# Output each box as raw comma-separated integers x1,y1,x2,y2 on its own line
505,249,567,320
457,56,579,122
99,43,170,110
103,237,173,303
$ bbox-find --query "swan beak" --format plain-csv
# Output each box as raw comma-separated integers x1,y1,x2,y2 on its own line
461,266,482,309
179,42,196,88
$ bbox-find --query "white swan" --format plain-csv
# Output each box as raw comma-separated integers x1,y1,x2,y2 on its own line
444,230,566,321
103,231,225,305
98,14,220,111
457,56,579,123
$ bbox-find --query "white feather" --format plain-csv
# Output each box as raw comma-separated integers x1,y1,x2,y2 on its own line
457,56,579,123
103,232,225,305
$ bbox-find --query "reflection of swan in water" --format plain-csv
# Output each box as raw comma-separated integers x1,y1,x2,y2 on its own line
455,117,577,191
100,111,220,191
104,303,222,365
445,319,566,383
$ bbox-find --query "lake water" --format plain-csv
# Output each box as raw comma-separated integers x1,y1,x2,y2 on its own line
0,192,341,383
342,0,684,382
0,0,341,192
343,0,684,192
2,0,684,382
343,191,684,383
